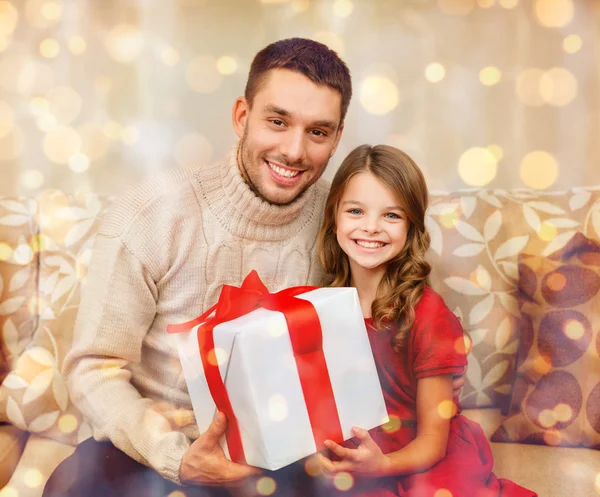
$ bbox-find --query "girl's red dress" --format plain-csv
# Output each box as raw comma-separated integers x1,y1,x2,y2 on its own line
340,286,537,497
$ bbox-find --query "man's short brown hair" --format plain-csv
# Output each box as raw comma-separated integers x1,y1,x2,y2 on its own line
244,38,352,124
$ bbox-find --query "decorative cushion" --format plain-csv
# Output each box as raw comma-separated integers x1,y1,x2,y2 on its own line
491,232,600,448
0,198,39,380
0,191,114,444
427,187,600,409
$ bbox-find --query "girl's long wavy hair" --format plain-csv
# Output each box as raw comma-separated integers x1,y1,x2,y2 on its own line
317,144,431,350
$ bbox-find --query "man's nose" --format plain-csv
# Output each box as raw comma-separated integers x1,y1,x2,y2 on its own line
280,129,306,165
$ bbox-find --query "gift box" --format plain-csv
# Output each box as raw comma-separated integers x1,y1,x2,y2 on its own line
168,271,389,471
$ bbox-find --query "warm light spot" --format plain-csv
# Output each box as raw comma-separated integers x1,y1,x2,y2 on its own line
543,430,562,446
216,55,237,75
174,132,212,167
79,123,110,160
40,38,60,58
94,76,112,94
554,403,573,422
260,0,290,3
562,34,582,54
256,476,277,495
381,414,401,433
480,66,502,86
30,233,54,253
540,67,577,106
438,0,475,15
437,400,456,419
121,126,140,145
0,243,12,261
68,153,89,173
595,473,600,494
425,62,446,83
434,490,453,497
563,319,584,340
439,210,459,229
0,486,18,497
41,0,61,20
58,414,78,433
520,151,558,189
499,0,519,8
304,456,321,477
477,0,495,7
160,47,180,67
29,97,49,117
360,76,399,115
333,0,353,17
532,355,552,375
22,169,44,190
488,144,504,162
206,347,227,367
0,126,23,160
516,68,545,107
23,468,43,488
458,147,497,186
534,0,573,28
312,31,345,56
14,244,34,265
171,409,194,428
105,24,144,63
539,408,557,428
0,2,18,38
291,0,310,13
168,491,186,497
455,335,471,355
103,120,123,140
187,55,222,93
333,472,354,491
547,273,567,292
46,86,82,125
101,360,123,379
43,126,81,164
68,36,86,55
268,394,288,422
537,221,558,241
473,266,491,290
36,115,57,132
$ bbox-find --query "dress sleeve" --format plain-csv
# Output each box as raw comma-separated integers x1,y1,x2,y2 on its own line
412,290,468,380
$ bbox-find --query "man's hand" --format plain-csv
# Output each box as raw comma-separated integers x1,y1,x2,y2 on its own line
179,412,261,486
452,364,467,403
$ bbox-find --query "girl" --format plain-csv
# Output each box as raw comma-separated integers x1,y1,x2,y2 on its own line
314,144,536,497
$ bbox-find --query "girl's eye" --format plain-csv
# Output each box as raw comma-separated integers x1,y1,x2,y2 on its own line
385,212,401,219
348,208,362,215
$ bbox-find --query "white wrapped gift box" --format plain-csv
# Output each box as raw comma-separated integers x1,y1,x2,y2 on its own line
170,281,388,471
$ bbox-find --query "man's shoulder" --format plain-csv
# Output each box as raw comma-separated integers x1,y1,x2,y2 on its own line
99,166,202,238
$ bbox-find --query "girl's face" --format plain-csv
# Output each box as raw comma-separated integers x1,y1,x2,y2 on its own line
335,171,409,275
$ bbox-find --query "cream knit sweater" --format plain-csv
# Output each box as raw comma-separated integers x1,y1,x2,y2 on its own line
63,149,329,483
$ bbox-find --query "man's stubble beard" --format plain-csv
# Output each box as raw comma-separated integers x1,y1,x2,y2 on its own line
238,127,327,207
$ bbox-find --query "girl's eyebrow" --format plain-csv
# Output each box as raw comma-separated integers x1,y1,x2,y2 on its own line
341,200,405,212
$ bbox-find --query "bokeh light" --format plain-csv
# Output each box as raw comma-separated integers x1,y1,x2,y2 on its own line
167,491,186,497
562,34,582,53
0,486,17,497
0,1,18,38
539,408,556,428
312,32,344,56
206,347,227,367
540,67,577,106
333,472,354,491
425,62,446,83
46,86,82,124
534,0,574,28
333,0,353,18
434,490,453,497
25,0,59,28
217,55,237,75
532,355,553,375
554,403,573,422
268,394,288,422
39,38,60,58
23,468,43,488
546,273,566,292
438,0,475,15
68,36,87,55
174,132,213,167
0,100,14,138
187,55,222,93
520,150,558,189
291,0,310,13
79,123,110,160
516,68,545,107
0,243,12,261
0,126,23,161
121,126,140,145
563,319,584,340
0,54,54,95
488,144,504,162
381,414,401,433
160,46,180,67
537,221,558,241
304,456,321,477
480,66,502,86
105,24,144,63
360,76,399,115
43,126,81,164
499,0,519,8
256,476,277,496
41,0,61,21
58,413,78,433
458,147,497,186
22,169,44,189
437,400,456,419
69,152,90,173
477,0,495,7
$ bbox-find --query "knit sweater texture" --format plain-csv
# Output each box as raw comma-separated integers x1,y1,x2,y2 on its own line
63,149,329,483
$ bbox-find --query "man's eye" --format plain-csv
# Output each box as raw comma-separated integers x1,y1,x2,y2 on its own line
271,119,285,127
310,129,326,137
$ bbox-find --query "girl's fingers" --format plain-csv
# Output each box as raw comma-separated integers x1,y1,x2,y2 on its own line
328,460,356,473
352,426,378,450
324,440,356,460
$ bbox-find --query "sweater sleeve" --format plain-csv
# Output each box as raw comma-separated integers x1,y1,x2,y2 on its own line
63,233,190,484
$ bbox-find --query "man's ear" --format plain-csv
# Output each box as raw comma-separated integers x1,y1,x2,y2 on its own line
330,122,345,158
232,97,249,139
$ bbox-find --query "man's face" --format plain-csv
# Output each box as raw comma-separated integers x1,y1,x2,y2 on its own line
233,69,344,205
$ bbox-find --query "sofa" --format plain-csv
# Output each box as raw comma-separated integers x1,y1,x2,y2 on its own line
0,185,599,497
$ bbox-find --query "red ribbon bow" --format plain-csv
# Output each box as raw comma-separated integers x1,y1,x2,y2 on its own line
168,271,343,464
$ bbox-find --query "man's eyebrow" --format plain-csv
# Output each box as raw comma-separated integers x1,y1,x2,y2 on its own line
264,105,338,130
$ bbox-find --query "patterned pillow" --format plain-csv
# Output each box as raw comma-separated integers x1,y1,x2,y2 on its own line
427,187,600,410
0,198,39,380
491,232,600,448
0,191,114,444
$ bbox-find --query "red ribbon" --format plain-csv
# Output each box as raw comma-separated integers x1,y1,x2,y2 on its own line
168,271,343,464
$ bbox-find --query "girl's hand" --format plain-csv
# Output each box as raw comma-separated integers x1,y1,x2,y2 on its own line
317,426,391,476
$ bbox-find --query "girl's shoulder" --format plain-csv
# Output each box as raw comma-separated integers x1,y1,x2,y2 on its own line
414,285,461,327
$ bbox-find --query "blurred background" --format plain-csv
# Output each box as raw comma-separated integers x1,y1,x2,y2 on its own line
0,0,598,197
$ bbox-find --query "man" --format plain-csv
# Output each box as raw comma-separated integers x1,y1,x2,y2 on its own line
44,38,463,497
